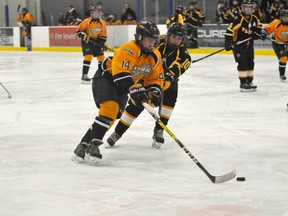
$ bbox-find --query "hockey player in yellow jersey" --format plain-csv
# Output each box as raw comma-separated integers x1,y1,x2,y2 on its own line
77,8,107,82
72,21,164,163
106,22,191,149
262,9,288,81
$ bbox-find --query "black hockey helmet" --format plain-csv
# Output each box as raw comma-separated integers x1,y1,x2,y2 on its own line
167,22,186,49
280,9,288,25
135,21,160,53
241,0,254,16
90,7,100,20
175,5,184,14
22,7,28,14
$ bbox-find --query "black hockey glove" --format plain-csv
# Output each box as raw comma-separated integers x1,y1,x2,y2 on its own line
261,30,268,41
165,69,175,83
77,32,89,43
129,84,149,108
225,41,234,51
148,88,162,107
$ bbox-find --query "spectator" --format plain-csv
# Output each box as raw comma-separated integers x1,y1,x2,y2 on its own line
253,1,264,22
106,14,121,25
216,0,231,24
121,3,137,23
17,7,35,40
123,14,137,25
96,2,105,20
65,5,81,26
85,3,95,18
184,1,205,48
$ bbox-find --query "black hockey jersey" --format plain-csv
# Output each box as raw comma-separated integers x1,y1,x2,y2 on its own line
225,12,262,43
157,37,191,80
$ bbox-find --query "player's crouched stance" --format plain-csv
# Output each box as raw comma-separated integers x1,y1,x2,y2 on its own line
72,21,164,163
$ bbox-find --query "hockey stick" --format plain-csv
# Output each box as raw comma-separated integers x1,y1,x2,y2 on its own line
0,82,12,98
17,4,21,14
192,37,252,64
142,102,236,183
89,40,115,52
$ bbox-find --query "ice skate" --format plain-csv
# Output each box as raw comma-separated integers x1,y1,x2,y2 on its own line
248,82,257,91
240,83,251,92
280,75,286,82
105,131,121,148
71,142,89,162
81,74,91,83
152,127,164,149
85,139,103,163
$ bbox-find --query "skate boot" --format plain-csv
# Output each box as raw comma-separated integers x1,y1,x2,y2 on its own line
81,74,91,83
280,75,286,82
105,131,121,148
85,139,103,163
248,82,257,91
71,142,89,162
240,83,251,92
152,127,164,149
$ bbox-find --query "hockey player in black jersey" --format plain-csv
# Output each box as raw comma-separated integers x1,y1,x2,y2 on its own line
225,0,262,92
106,22,191,149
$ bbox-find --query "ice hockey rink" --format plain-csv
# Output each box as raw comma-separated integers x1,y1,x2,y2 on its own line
0,50,288,216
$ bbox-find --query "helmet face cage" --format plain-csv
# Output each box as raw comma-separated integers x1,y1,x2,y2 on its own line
167,23,186,49
90,8,100,20
135,21,160,52
175,5,184,14
241,0,254,15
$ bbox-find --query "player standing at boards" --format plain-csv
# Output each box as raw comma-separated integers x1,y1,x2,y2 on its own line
17,7,35,40
72,21,164,163
77,8,107,82
225,0,262,92
106,22,191,149
262,9,288,81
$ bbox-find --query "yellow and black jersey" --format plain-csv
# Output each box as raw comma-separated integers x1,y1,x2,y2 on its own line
253,9,264,23
184,8,205,28
225,13,262,42
77,18,107,41
264,19,288,43
111,40,164,93
230,6,241,19
157,37,191,80
166,14,185,28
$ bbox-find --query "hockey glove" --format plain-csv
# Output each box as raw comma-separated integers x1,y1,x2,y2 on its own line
225,41,234,51
261,30,268,41
129,84,149,108
78,32,89,43
163,70,175,91
148,88,162,107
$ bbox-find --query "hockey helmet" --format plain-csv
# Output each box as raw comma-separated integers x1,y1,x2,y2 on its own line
135,21,160,53
175,5,184,14
90,7,100,20
241,0,254,16
22,7,28,14
167,22,186,49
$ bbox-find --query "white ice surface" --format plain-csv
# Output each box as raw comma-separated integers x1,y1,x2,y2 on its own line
0,51,288,216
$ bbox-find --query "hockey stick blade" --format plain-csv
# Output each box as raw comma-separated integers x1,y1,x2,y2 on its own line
143,102,236,183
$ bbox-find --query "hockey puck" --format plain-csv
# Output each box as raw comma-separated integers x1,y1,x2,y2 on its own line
236,177,245,181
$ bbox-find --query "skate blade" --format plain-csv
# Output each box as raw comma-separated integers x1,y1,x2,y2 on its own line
240,89,251,93
71,154,85,163
152,140,162,149
104,142,114,149
81,80,91,84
